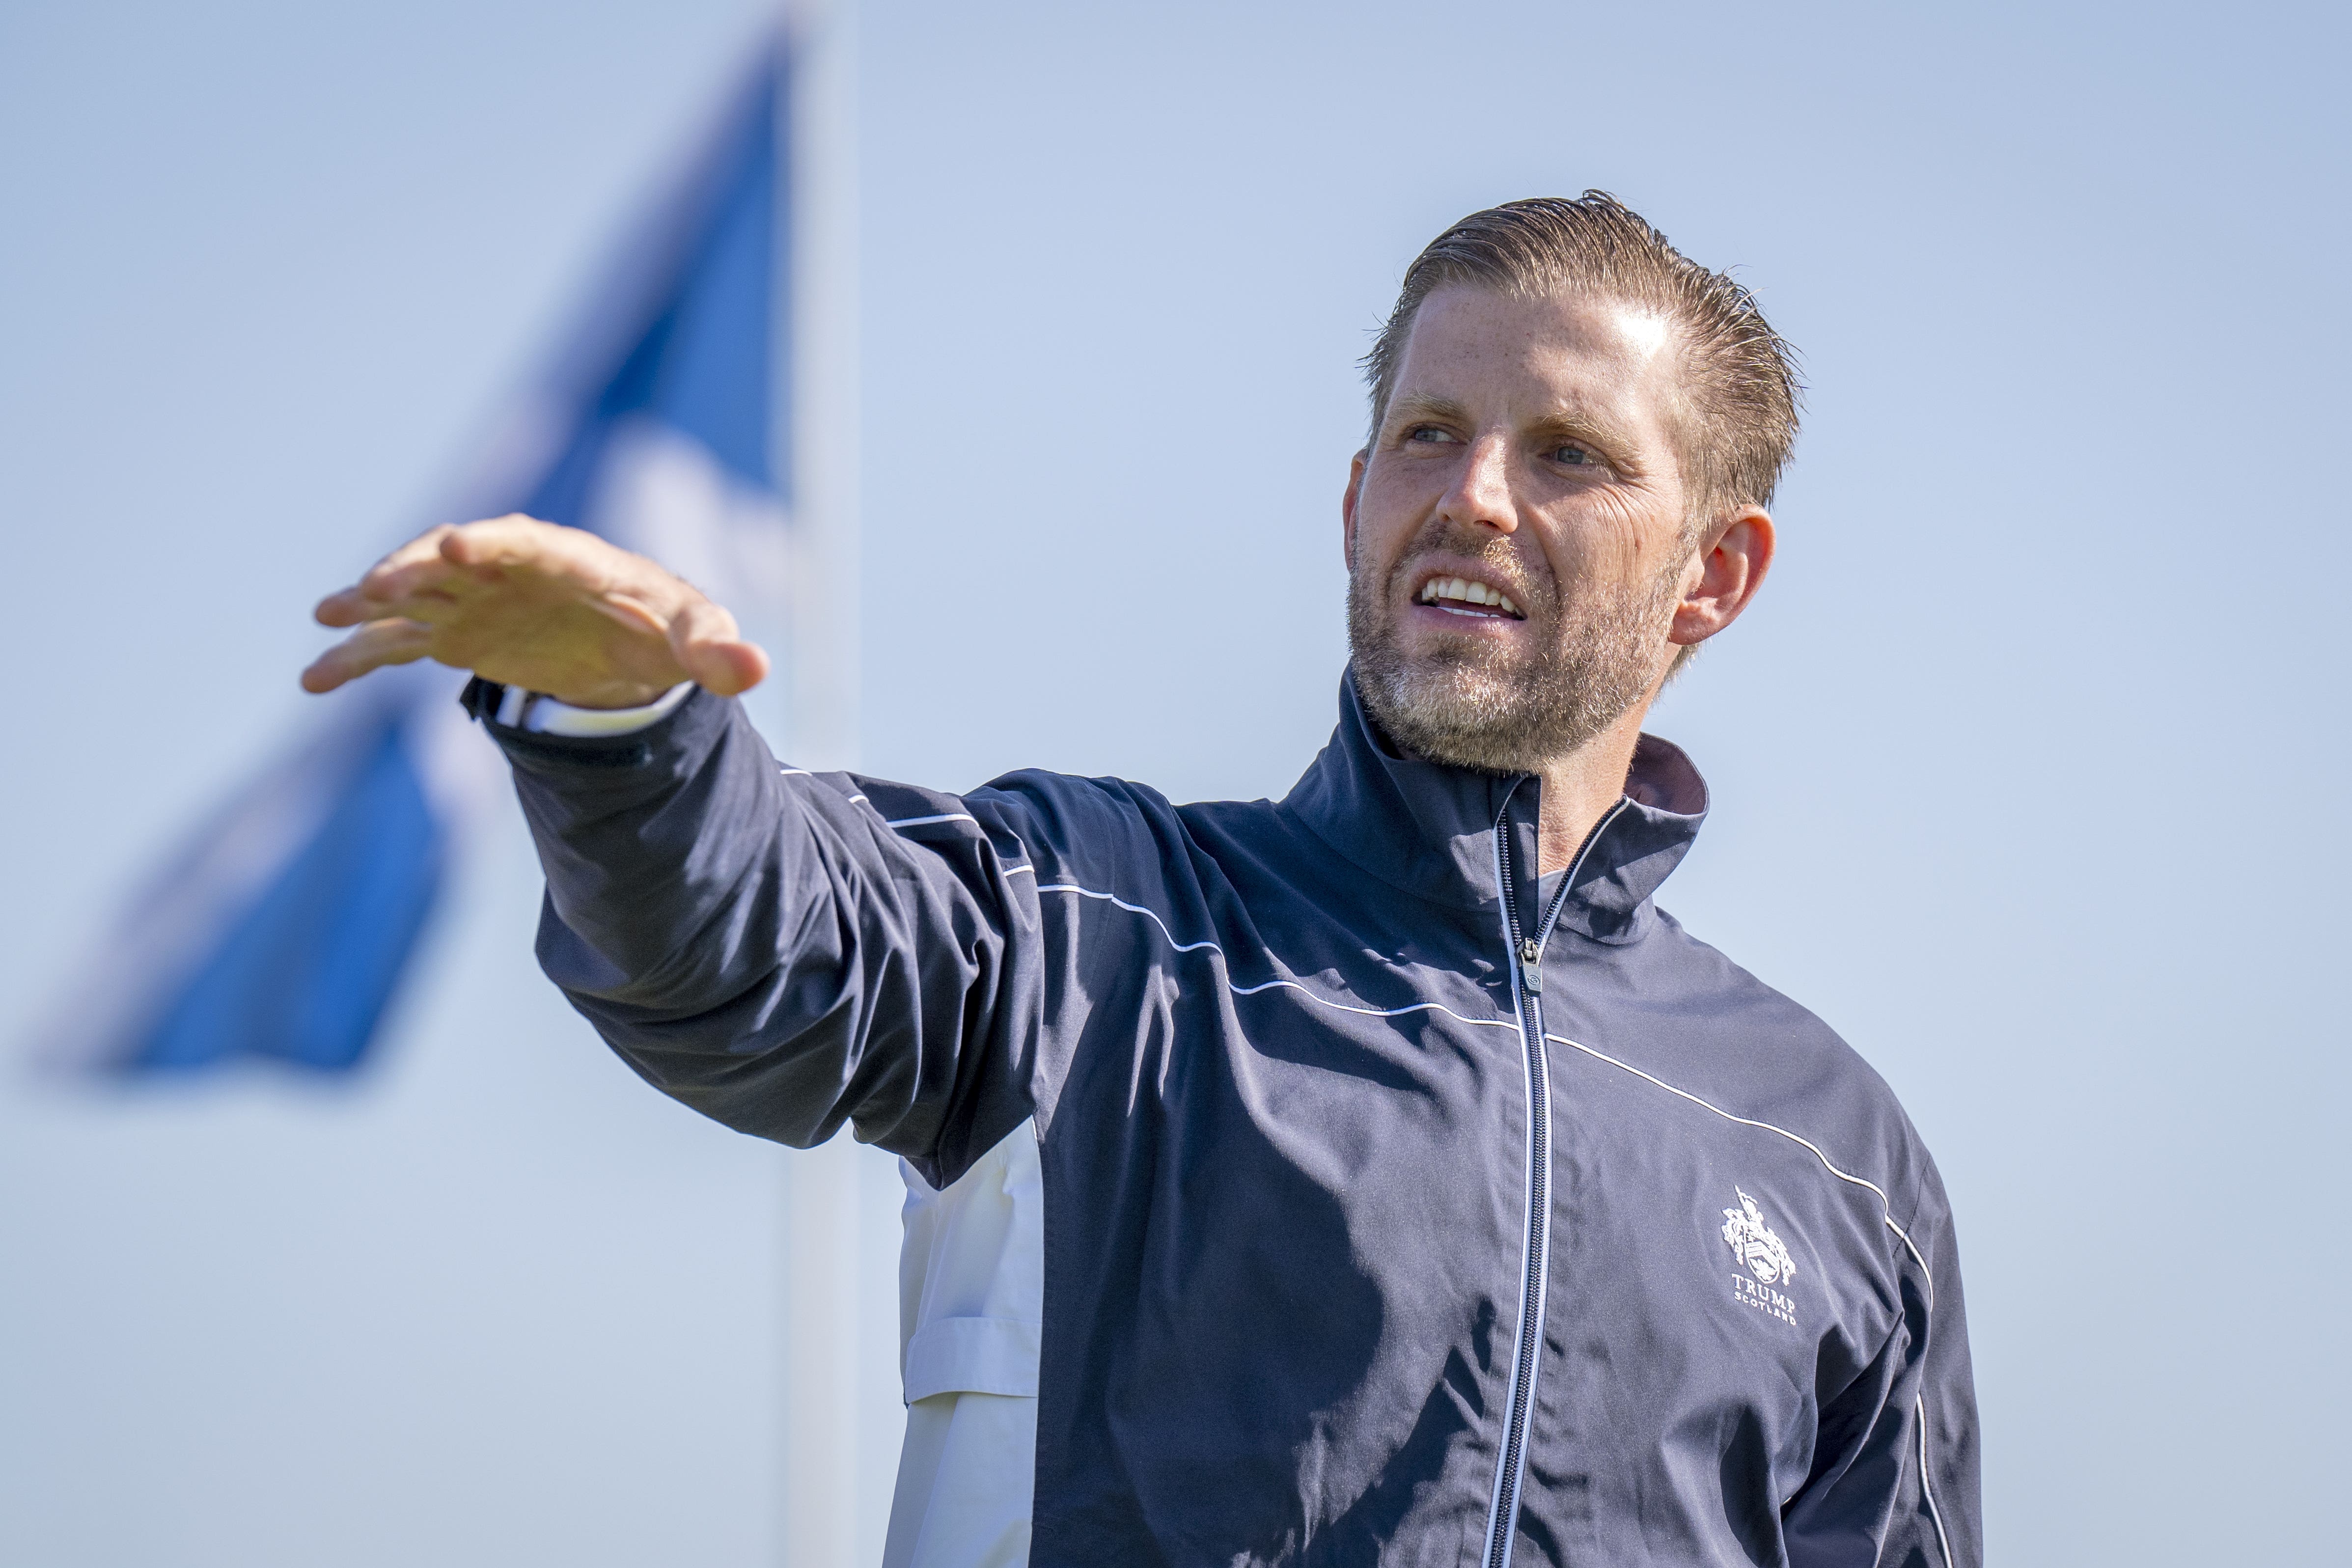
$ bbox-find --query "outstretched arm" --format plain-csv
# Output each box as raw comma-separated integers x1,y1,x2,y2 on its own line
304,517,1042,1181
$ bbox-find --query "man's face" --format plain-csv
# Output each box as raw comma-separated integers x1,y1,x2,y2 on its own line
1344,284,1700,774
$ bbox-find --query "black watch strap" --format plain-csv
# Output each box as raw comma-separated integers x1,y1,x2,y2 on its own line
457,675,508,724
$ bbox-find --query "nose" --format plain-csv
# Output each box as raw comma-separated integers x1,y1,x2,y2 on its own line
1437,434,1517,534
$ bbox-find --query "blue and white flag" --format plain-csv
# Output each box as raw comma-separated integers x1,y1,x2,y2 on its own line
44,42,795,1075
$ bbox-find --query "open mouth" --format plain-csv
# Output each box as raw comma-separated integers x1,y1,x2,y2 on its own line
1415,575,1524,620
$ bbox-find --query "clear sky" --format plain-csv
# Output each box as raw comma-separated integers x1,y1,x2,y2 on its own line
2,1,2346,1564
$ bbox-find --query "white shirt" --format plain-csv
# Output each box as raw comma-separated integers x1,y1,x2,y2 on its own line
516,687,1044,1568
886,1128,1044,1568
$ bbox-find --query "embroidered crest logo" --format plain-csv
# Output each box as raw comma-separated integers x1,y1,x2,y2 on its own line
1721,1189,1797,1287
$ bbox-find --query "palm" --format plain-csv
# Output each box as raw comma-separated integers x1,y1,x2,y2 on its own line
302,516,768,709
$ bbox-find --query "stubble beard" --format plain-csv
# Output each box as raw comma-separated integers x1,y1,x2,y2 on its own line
1347,528,1682,776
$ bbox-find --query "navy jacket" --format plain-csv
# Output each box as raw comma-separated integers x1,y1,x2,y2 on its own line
480,672,1979,1568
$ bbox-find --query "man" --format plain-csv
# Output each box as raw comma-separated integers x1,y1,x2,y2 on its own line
306,194,1979,1566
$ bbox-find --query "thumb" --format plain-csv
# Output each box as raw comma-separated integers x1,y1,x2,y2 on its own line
668,596,771,696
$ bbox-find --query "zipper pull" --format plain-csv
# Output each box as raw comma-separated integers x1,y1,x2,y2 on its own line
1518,937,1543,994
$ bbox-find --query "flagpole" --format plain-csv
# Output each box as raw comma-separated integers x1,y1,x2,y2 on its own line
775,3,897,1564
784,0,859,777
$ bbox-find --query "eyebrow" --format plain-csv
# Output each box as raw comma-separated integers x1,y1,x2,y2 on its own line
1384,392,1473,431
1384,392,1648,468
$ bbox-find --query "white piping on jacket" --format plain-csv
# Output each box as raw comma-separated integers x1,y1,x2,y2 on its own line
1543,1033,1933,1297
777,770,1037,879
1020,881,1930,1296
1478,827,1545,1568
1230,976,1519,1032
1555,800,1633,935
767,788,1936,1293
1032,884,1223,954
779,776,1522,1032
777,769,984,837
1916,1393,1953,1567
927,863,1953,1555
1033,885,1517,1032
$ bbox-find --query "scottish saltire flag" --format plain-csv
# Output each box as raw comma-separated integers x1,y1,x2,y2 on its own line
43,44,794,1075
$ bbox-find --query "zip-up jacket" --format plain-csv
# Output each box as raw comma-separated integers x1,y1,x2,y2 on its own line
478,671,1980,1568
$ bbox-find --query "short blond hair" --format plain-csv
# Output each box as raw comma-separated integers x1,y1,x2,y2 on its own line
1365,193,1803,529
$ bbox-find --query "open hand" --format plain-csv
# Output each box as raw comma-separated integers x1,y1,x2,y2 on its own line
302,515,769,709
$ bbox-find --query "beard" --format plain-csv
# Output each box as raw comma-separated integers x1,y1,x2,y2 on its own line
1348,523,1681,775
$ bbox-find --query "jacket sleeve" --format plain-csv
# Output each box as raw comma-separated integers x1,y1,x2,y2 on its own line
486,684,1044,1188
1782,1170,1981,1568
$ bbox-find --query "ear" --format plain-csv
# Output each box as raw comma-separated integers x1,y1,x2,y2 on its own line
1341,449,1368,569
1668,506,1775,651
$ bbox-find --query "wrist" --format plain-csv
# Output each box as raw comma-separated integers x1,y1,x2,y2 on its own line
484,681,694,738
546,681,675,710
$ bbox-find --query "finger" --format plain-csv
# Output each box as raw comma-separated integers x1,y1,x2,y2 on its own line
356,525,461,591
315,586,377,628
689,638,772,695
437,514,609,580
316,575,474,628
355,524,483,606
445,518,721,634
308,527,454,626
437,513,550,561
668,596,770,696
331,517,561,626
300,618,435,693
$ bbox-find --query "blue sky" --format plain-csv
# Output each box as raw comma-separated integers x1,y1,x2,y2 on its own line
2,2,2346,1563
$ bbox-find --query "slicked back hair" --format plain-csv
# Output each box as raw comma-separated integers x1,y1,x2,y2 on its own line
1364,193,1803,532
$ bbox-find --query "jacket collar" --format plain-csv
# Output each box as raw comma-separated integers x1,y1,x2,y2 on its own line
1280,670,1709,944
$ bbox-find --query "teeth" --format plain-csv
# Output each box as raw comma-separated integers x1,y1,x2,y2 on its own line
1419,576,1520,616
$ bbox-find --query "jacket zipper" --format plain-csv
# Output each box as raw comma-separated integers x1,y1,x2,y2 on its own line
1480,794,1630,1568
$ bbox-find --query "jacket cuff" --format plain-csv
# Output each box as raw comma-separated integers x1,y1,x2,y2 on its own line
458,676,707,770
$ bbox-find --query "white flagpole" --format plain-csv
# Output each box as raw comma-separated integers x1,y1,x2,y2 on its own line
775,4,903,1565
783,0,859,778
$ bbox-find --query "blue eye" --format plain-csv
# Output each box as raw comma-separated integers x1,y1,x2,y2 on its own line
1408,426,1453,443
1552,444,1591,466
